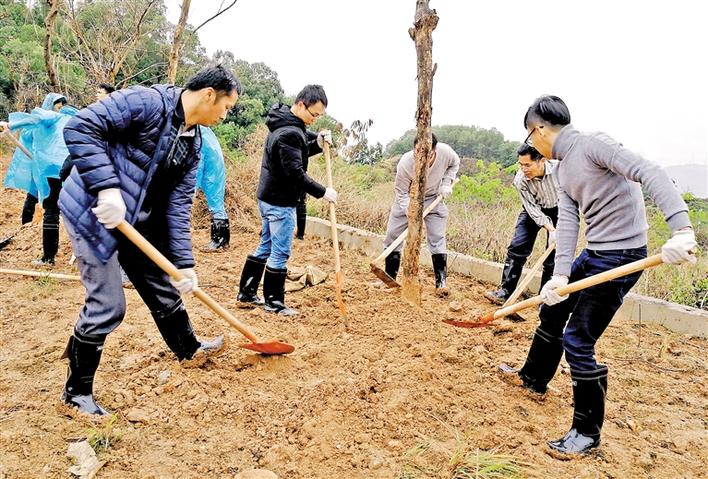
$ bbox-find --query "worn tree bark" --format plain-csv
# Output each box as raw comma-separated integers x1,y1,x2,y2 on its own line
400,0,438,306
167,0,192,84
43,0,59,90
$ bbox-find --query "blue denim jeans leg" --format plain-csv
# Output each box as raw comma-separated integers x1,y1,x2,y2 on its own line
252,200,296,270
537,246,647,372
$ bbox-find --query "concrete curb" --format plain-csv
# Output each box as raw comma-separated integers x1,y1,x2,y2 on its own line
306,216,708,338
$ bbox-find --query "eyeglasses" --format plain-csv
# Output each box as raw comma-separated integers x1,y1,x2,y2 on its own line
306,104,323,119
523,127,536,146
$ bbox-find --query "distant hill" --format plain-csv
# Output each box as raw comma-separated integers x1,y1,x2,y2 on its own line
664,164,708,198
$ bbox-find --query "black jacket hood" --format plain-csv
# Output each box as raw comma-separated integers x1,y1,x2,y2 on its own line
265,103,306,132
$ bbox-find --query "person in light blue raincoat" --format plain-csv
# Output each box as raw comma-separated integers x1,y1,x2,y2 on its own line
1,93,78,265
196,126,230,250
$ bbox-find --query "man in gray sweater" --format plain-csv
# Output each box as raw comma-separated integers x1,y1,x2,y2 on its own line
502,95,697,455
381,133,460,291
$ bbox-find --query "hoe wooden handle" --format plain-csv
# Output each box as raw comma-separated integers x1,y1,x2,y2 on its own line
117,221,260,343
502,242,556,307
493,254,664,320
3,129,33,159
371,193,445,264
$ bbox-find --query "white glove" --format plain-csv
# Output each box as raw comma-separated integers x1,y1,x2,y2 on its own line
92,188,126,229
661,229,697,265
548,229,557,244
323,187,338,204
170,268,198,294
540,275,569,306
317,129,333,148
439,184,453,199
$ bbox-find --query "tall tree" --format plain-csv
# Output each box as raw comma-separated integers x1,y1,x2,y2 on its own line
167,0,191,83
167,1,239,83
401,0,438,306
43,0,59,90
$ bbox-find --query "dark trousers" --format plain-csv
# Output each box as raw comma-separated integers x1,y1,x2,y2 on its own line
21,178,62,259
64,220,182,339
537,246,647,372
508,207,558,263
500,207,558,292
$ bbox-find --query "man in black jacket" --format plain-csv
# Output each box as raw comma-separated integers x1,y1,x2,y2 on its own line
236,85,337,316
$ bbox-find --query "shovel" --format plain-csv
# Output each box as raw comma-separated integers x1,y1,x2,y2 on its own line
444,253,664,328
322,142,346,316
0,223,34,251
370,193,445,288
116,221,294,355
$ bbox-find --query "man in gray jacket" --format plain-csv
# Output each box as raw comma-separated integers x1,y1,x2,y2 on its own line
502,95,696,455
381,133,460,292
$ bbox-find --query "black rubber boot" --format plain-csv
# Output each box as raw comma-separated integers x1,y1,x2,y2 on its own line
205,218,230,250
60,332,109,417
548,366,608,454
263,266,298,316
515,326,564,394
153,302,225,367
295,198,307,240
432,253,447,289
21,193,38,225
34,222,59,265
237,255,266,306
385,251,401,280
484,256,525,305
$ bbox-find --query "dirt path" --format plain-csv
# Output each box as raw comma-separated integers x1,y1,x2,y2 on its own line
0,157,706,478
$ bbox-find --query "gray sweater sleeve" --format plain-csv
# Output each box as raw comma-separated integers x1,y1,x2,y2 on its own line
554,186,581,277
440,145,460,188
587,137,691,231
394,155,413,210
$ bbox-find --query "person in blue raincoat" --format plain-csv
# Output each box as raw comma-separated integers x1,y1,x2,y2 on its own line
1,93,78,265
196,126,230,250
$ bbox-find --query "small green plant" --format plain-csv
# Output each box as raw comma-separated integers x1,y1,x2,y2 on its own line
87,414,121,452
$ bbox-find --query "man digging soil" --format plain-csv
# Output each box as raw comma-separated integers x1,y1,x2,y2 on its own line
236,85,337,316
57,65,240,417
379,133,460,294
485,144,558,304
501,95,697,455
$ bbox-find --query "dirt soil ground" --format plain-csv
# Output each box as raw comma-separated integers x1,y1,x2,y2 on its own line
0,157,706,478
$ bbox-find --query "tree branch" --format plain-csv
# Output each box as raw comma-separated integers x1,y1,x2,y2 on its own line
193,0,238,33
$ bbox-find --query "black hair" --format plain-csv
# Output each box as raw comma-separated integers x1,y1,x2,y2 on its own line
53,96,67,106
524,95,571,129
185,64,242,96
413,132,438,149
98,83,115,94
517,143,543,161
294,84,328,108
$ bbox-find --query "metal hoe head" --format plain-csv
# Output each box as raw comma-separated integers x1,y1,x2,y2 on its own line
239,341,295,355
370,263,401,288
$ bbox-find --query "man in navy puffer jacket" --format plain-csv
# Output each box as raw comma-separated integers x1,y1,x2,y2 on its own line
58,66,240,418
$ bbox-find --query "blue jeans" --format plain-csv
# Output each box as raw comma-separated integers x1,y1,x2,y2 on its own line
253,200,296,269
538,246,647,372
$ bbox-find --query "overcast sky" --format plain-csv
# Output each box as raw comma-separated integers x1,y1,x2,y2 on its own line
166,0,707,168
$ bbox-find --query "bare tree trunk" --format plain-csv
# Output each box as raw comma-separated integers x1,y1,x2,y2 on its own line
401,0,438,306
44,0,59,90
167,0,192,84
